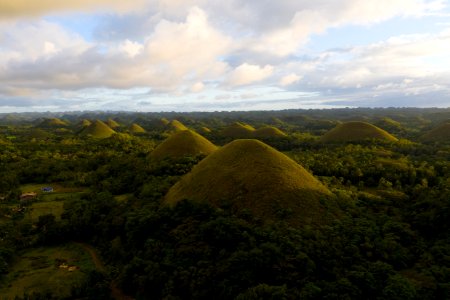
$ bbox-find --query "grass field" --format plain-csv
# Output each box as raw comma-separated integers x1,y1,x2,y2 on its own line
16,183,88,221
20,183,87,194
26,201,65,221
0,243,95,299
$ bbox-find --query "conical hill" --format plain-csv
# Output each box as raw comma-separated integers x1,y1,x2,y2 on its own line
79,119,92,127
220,122,255,138
37,118,68,128
253,126,287,138
80,120,116,139
151,130,217,160
30,128,51,139
165,139,332,225
168,120,188,131
321,121,398,142
199,126,211,134
129,123,146,133
420,122,450,142
106,118,120,129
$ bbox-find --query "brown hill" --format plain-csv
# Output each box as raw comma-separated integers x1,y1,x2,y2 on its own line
164,139,332,225
150,130,217,160
420,122,450,142
321,121,398,142
253,126,287,138
129,123,146,133
79,119,92,128
168,120,188,131
199,126,211,134
105,118,120,129
29,128,51,140
36,118,68,128
80,120,116,139
220,122,255,138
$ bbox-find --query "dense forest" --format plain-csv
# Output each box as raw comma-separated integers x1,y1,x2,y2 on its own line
0,108,449,299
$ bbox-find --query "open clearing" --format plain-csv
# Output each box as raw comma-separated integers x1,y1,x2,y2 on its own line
0,243,95,299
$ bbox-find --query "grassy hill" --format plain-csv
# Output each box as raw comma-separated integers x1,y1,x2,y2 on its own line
150,130,217,160
321,121,398,142
199,126,211,133
79,120,116,139
79,119,92,128
421,122,450,142
164,139,333,225
105,118,120,129
220,122,256,138
36,118,68,128
253,126,287,138
29,128,52,140
168,120,188,131
129,123,146,133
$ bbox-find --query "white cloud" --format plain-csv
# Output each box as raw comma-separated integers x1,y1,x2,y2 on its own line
226,63,274,86
0,0,449,110
0,0,147,18
118,40,143,57
190,82,204,92
280,73,301,86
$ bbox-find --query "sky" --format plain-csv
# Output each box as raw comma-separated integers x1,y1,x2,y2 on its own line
0,0,449,112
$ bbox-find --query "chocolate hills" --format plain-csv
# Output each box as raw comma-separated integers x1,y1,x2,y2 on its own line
220,122,255,138
321,121,398,142
29,128,51,140
150,130,217,160
164,139,332,225
420,122,450,142
105,118,120,129
253,126,287,138
79,119,92,128
168,120,188,131
199,126,211,134
129,123,146,134
79,120,116,139
36,118,68,128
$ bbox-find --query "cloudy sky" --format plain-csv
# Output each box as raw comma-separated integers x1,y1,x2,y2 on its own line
0,0,449,112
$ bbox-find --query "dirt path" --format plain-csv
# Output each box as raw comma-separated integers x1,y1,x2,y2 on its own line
75,242,133,300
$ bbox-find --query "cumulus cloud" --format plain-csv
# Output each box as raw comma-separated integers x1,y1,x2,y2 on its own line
280,74,301,86
0,7,231,93
226,63,274,86
0,0,147,17
190,82,205,93
0,0,449,110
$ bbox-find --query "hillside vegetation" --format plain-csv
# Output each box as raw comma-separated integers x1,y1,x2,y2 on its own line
80,120,116,139
321,121,398,142
421,122,450,142
129,123,146,133
220,122,256,137
150,130,217,160
165,139,332,225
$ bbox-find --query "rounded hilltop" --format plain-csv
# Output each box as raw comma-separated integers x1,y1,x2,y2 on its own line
36,118,68,128
199,126,211,134
78,119,92,128
220,122,255,138
164,139,333,225
79,120,116,139
253,126,287,138
150,130,217,160
420,121,450,142
129,123,146,134
168,120,188,131
321,121,398,142
105,118,120,129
